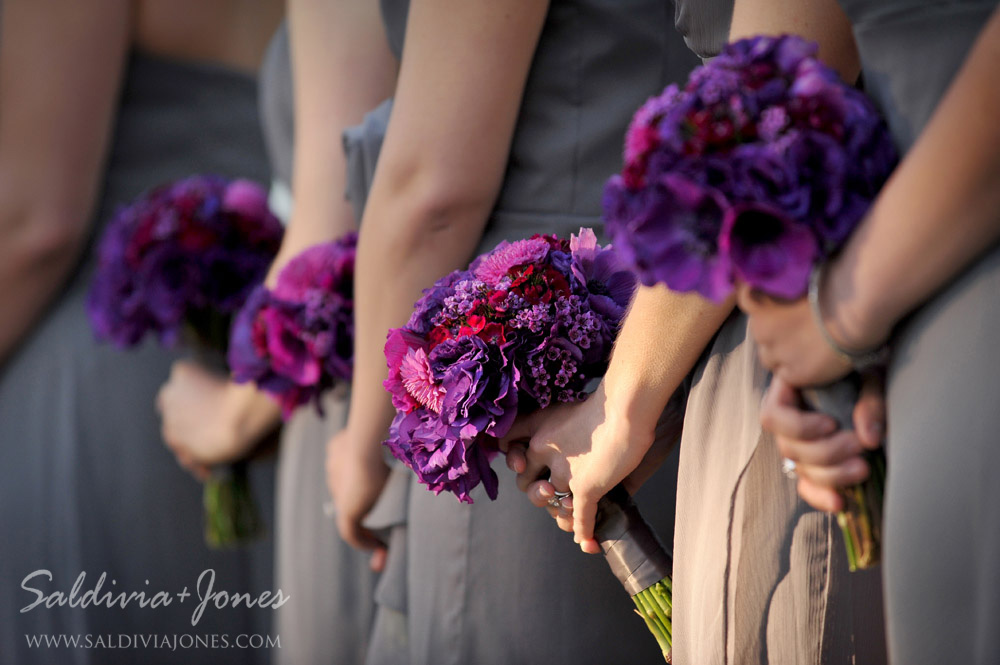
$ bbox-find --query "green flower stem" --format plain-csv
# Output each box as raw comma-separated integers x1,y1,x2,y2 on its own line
837,447,886,571
631,578,673,662
203,461,262,549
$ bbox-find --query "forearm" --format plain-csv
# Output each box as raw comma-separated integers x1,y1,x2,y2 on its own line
267,0,398,284
827,9,1000,347
347,191,489,448
0,0,129,361
0,208,87,362
730,0,859,82
228,383,282,451
603,285,733,434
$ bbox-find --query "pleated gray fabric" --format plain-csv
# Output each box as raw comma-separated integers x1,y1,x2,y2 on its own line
368,1,700,664
673,0,734,59
0,53,276,665
833,2,1000,662
273,390,378,665
259,23,294,187
671,314,886,665
340,97,414,665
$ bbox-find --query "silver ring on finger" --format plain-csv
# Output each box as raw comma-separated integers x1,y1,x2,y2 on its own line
781,457,797,479
547,496,563,509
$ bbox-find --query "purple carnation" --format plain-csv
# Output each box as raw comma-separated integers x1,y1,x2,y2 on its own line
385,408,499,504
431,336,519,439
607,173,733,303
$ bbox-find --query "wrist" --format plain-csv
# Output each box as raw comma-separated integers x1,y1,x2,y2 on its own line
222,385,273,458
822,253,896,353
595,380,658,456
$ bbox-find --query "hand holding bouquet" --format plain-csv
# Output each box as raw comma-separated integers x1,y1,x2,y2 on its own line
88,175,283,548
604,35,898,570
384,229,675,659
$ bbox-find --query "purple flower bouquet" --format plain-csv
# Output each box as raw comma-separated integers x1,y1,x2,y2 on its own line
229,233,357,419
384,230,676,660
88,174,284,548
604,35,898,571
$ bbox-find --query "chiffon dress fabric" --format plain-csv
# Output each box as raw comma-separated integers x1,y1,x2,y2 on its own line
259,24,410,665
667,1,887,663
357,1,701,663
0,53,276,665
831,1,1000,662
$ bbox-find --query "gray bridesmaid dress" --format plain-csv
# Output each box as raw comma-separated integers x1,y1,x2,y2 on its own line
367,1,700,664
832,1,1000,662
259,24,398,665
0,54,275,665
668,2,887,663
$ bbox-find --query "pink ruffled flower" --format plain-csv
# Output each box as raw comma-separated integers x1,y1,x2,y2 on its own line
473,238,550,285
399,347,446,413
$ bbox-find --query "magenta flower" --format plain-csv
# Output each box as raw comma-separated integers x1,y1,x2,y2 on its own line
229,234,356,418
399,346,446,413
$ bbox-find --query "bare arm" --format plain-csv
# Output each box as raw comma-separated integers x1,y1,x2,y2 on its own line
267,0,398,282
0,0,129,362
328,0,551,550
826,8,1000,352
730,0,859,80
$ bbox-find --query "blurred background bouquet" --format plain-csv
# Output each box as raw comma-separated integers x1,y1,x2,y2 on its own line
88,174,283,548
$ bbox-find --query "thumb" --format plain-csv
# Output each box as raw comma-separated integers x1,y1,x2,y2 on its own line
853,371,886,450
572,490,601,555
369,545,388,573
336,513,386,553
496,412,538,453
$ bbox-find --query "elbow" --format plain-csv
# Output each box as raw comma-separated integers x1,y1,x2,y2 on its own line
368,161,500,254
0,203,89,279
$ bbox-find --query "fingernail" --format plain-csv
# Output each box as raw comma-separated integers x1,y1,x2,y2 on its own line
821,418,838,435
538,485,554,499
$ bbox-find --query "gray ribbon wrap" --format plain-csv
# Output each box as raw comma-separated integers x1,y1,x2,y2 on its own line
595,485,673,597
